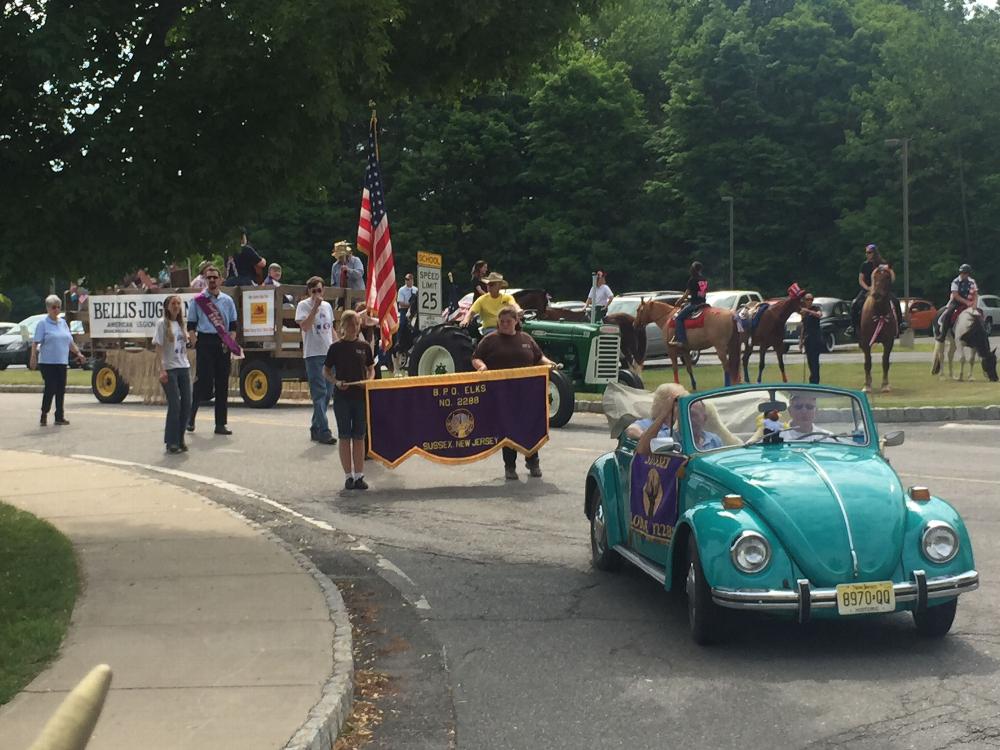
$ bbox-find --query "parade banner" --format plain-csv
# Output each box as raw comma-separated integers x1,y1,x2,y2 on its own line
88,293,199,338
629,453,687,545
365,366,550,467
241,288,275,337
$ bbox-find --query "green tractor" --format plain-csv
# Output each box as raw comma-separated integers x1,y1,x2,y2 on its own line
407,317,642,428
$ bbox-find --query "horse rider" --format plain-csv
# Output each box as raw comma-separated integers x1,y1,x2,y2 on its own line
668,260,708,347
936,263,979,342
850,243,901,336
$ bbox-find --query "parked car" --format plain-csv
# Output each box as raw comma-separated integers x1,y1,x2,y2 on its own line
782,297,853,352
977,294,1000,336
606,291,683,360
0,313,87,369
705,289,764,312
900,298,938,334
0,321,18,337
548,299,588,316
586,383,979,644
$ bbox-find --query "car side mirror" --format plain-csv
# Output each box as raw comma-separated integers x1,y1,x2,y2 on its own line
652,437,679,454
882,430,904,448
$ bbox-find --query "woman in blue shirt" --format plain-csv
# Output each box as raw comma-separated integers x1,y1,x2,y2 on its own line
30,295,86,425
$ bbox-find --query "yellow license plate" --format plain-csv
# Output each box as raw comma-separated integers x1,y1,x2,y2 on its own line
836,581,896,615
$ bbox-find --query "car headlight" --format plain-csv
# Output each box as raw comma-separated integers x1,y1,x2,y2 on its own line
921,521,959,564
730,531,771,574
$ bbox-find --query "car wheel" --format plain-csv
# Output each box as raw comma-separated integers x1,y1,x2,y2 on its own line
913,598,957,638
823,331,836,353
548,368,575,428
686,544,721,645
589,485,621,572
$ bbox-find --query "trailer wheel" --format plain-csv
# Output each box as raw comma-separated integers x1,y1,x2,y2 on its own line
240,359,282,408
548,368,575,428
92,363,129,403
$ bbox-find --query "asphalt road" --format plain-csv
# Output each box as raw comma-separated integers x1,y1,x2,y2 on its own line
2,393,998,750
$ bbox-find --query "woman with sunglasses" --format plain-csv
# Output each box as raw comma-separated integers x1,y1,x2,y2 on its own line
30,294,86,425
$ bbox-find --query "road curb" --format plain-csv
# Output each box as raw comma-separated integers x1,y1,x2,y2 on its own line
573,399,1000,423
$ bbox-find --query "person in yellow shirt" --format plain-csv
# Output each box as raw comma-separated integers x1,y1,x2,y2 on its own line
461,272,519,332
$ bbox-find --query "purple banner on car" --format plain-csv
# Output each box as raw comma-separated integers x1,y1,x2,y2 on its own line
365,365,550,467
629,453,687,545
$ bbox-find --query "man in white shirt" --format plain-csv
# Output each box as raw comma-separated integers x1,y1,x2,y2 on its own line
397,273,418,333
296,276,338,444
586,270,614,320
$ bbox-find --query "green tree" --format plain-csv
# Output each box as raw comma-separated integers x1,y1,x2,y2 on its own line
0,0,599,284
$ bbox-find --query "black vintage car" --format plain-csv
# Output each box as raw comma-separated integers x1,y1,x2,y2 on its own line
782,297,854,353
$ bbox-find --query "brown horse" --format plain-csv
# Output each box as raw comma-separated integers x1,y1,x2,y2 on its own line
740,290,807,383
859,265,897,393
634,299,742,389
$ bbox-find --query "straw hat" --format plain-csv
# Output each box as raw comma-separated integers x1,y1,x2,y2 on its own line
332,241,352,258
482,272,508,288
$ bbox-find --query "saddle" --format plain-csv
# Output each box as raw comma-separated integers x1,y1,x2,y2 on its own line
736,301,770,332
944,305,979,325
667,304,707,330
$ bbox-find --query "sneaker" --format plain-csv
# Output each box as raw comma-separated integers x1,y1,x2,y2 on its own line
344,477,356,490
54,417,70,425
528,463,543,478
354,477,369,490
166,444,182,454
504,467,518,481
214,426,232,435
317,434,337,445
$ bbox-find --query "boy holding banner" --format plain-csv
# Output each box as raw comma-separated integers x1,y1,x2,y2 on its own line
324,310,375,490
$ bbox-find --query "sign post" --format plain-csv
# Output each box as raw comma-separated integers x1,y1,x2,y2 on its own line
417,251,443,322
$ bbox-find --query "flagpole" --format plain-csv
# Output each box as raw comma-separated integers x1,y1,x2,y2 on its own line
369,100,378,161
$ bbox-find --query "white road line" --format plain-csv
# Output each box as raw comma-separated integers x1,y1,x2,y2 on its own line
898,471,1000,486
71,454,432,609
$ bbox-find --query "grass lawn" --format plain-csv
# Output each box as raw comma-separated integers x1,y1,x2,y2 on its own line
0,369,90,386
0,502,79,705
581,360,1000,407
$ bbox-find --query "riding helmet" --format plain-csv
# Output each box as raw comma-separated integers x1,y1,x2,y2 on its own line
959,263,972,274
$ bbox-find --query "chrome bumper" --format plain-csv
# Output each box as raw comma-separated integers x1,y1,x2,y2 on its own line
712,570,979,623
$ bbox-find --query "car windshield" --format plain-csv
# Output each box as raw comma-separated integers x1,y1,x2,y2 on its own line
686,388,871,451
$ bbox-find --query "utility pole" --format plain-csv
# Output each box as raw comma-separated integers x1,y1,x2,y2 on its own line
885,138,912,345
722,196,734,288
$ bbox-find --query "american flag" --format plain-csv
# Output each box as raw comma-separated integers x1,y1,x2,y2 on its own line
357,115,398,350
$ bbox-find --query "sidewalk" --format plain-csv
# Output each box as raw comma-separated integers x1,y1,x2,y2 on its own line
0,450,351,750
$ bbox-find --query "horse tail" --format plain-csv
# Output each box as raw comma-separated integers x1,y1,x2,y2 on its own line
727,317,742,384
608,313,641,373
931,339,944,376
634,319,648,363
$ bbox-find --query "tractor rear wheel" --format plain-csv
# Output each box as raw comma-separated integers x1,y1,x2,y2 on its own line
408,326,476,376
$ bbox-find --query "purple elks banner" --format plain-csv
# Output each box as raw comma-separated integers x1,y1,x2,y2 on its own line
629,453,687,545
365,366,550,467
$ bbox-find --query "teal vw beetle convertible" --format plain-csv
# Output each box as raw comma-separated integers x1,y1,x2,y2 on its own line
586,383,979,644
